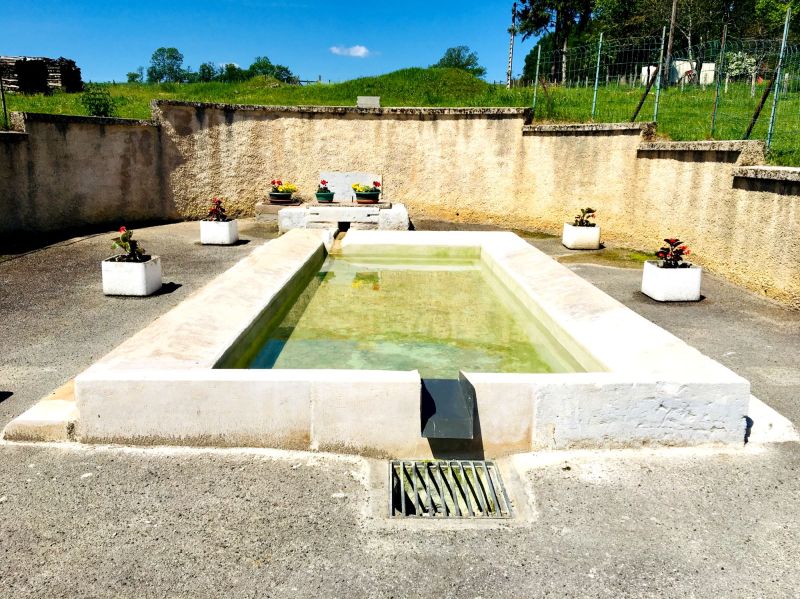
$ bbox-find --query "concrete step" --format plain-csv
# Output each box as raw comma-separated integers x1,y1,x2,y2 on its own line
2,380,77,442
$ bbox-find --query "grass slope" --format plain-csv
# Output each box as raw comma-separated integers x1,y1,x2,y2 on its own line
4,67,799,165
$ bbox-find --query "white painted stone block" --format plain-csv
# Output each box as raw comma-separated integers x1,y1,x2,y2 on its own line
562,223,601,249
200,220,239,245
319,171,382,202
310,370,425,457
76,370,313,448
379,203,409,230
357,96,380,108
462,372,533,455
641,260,702,302
278,207,309,232
280,204,408,232
101,256,162,296
531,374,749,448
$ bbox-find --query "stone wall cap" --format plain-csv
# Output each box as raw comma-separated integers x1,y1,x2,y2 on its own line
732,165,800,182
638,140,763,153
152,99,529,117
0,130,29,141
523,122,653,133
12,111,157,127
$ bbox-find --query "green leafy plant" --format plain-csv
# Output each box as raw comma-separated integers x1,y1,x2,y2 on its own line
573,207,596,227
655,238,692,269
206,197,230,222
110,226,148,262
81,84,117,117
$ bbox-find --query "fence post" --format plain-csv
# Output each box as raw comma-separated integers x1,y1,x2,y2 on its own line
710,24,728,137
653,26,666,122
766,6,792,149
591,32,604,120
531,45,542,119
0,75,7,130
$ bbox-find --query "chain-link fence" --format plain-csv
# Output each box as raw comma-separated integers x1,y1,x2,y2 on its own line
527,23,800,165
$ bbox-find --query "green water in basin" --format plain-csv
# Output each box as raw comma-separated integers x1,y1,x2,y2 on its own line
239,256,584,378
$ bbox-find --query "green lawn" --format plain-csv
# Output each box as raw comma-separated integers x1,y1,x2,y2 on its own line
5,67,799,165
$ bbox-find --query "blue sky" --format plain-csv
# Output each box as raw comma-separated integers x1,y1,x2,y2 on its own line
3,1,536,83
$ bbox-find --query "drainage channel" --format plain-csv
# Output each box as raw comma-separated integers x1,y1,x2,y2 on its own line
389,460,512,519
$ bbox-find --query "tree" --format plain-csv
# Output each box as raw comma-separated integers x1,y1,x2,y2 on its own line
198,62,219,82
147,47,185,83
272,64,298,84
431,46,487,78
247,56,298,83
248,56,275,77
516,0,594,82
218,63,247,82
126,67,144,84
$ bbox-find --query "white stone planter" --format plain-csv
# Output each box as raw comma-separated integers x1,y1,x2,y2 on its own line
641,260,702,302
200,220,239,245
562,223,601,249
102,256,162,296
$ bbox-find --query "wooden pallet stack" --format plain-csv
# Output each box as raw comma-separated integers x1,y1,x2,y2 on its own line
0,56,83,94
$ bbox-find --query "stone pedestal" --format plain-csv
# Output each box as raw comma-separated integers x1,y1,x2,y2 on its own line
278,203,409,233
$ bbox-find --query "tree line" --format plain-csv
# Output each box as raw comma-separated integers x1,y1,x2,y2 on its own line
127,48,299,84
515,0,800,82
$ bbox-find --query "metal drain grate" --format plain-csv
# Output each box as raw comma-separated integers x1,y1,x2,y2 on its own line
389,460,512,519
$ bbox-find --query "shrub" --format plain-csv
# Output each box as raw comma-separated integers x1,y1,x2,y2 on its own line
81,84,117,117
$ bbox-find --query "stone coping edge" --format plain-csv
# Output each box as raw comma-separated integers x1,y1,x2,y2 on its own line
10,111,157,129
152,99,529,117
638,140,763,153
523,122,654,134
732,165,800,182
0,130,29,140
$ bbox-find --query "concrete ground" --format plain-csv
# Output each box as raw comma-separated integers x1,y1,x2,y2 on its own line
1,220,799,598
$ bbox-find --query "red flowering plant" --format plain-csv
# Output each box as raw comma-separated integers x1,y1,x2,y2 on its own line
206,197,230,222
572,207,596,227
110,226,148,262
655,238,692,269
317,179,331,193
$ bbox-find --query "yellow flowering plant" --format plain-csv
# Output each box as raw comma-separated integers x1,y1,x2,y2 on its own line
270,179,298,193
351,181,381,193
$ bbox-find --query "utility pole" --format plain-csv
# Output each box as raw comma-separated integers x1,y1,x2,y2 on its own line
663,0,678,87
506,2,517,89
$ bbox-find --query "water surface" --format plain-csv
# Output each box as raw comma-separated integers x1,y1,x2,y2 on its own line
244,256,583,378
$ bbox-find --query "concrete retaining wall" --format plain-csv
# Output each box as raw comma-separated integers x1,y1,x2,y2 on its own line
4,103,800,307
0,113,173,234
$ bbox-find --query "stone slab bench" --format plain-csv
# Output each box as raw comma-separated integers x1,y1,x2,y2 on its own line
278,203,409,232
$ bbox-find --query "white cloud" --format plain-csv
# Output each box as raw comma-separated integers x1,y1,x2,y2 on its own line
330,45,371,58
